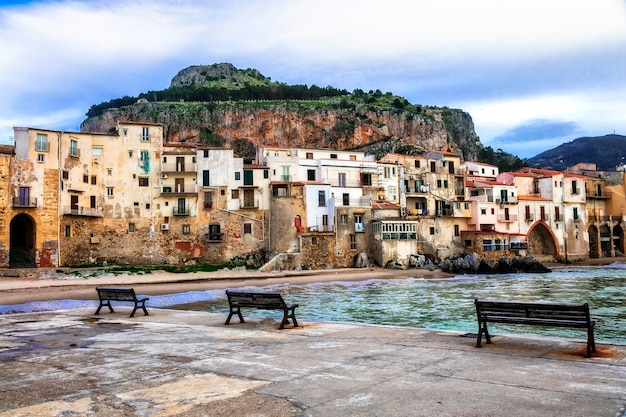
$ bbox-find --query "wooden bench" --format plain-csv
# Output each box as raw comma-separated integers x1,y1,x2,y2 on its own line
95,287,149,317
474,299,596,357
225,290,299,329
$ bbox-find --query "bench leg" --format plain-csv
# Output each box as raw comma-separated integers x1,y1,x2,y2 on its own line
586,327,596,358
225,308,244,325
95,301,114,315
476,321,491,347
129,301,149,318
279,309,298,329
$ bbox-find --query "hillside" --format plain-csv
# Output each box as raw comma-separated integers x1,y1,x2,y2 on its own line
81,63,521,166
526,134,626,171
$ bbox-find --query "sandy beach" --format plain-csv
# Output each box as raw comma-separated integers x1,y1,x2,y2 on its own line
0,266,455,306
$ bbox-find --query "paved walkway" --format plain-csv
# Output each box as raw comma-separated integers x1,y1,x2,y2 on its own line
1,307,625,417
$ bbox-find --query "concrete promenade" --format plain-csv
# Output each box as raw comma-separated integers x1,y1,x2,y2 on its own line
1,306,625,416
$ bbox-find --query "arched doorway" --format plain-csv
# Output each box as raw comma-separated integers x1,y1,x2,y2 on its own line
600,224,611,256
10,213,36,268
527,223,557,261
588,225,599,258
612,224,624,256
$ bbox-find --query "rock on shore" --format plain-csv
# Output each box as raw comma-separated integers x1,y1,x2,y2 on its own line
439,253,551,274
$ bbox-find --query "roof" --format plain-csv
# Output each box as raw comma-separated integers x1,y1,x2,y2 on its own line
517,195,552,201
372,200,401,210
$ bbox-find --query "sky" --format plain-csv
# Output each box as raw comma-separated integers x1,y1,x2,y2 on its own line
1,0,625,159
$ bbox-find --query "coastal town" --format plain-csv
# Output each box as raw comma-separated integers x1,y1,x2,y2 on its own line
3,120,626,271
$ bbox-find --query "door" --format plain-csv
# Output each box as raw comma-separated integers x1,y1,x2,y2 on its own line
71,195,79,213
175,178,184,193
176,157,185,172
244,170,254,186
177,198,186,215
19,187,30,206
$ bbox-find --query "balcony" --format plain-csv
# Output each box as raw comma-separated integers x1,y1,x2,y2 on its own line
497,214,518,222
240,199,259,209
13,197,37,208
161,162,197,173
525,215,535,222
64,206,103,217
436,208,454,217
173,205,190,216
161,185,198,195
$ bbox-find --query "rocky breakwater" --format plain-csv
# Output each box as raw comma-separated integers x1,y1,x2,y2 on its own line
439,253,551,275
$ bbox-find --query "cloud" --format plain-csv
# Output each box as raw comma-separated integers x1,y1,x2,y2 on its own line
0,0,625,150
494,120,581,144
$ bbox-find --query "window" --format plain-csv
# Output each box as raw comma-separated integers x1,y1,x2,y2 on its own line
572,180,579,194
311,237,317,246
573,207,579,220
92,147,103,157
36,133,48,152
481,208,487,215
123,128,128,136
128,223,136,233
142,127,149,142
343,193,350,206
204,192,213,209
437,179,442,188
182,224,191,234
350,234,357,250
83,175,89,183
415,160,420,168
525,205,531,220
430,227,435,235
454,224,460,236
203,170,210,186
232,189,239,199
138,177,149,187
70,140,79,157
37,154,45,162
208,224,222,241
330,153,337,159
243,223,252,234
263,169,269,179
340,214,348,224
65,225,71,237
361,173,372,186
90,196,96,209
107,169,112,176
483,239,492,251
235,172,240,181
464,240,471,247
62,170,69,180
306,152,313,159
318,190,326,207
322,214,328,226
91,176,96,185
203,149,209,157
129,150,133,158
146,203,150,209
430,161,436,173
355,214,365,232
443,180,448,188
338,172,346,187
307,169,316,181
107,187,114,197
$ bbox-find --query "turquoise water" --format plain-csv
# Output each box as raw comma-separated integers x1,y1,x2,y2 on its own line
176,263,626,344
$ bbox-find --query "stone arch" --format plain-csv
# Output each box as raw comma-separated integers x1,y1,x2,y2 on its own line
612,224,624,256
588,225,599,258
10,213,36,268
600,224,611,256
527,222,558,261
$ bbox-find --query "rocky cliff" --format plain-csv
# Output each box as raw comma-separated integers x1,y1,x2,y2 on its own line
80,64,481,160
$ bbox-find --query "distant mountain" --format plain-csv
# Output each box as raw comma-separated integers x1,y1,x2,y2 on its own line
525,134,626,171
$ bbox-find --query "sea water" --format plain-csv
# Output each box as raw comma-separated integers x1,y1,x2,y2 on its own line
170,262,626,344
2,263,625,344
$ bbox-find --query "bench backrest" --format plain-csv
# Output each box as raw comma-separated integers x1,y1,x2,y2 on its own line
475,299,591,323
226,290,287,310
97,287,137,302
